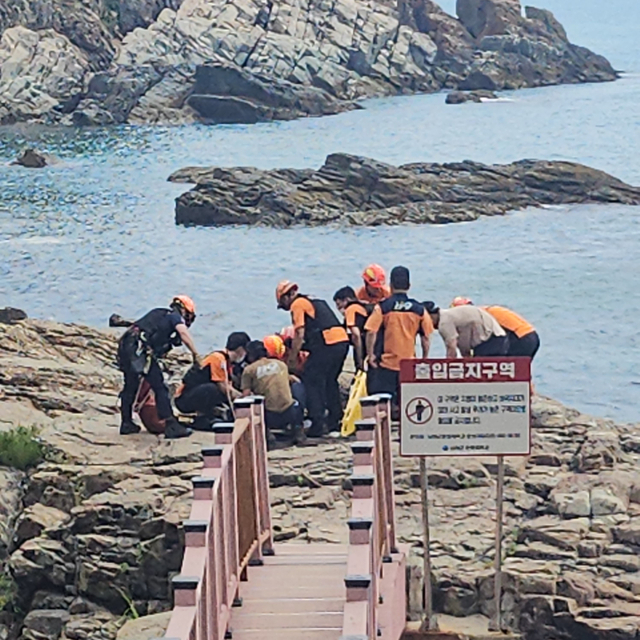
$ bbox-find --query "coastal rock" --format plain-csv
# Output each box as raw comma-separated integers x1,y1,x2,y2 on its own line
21,609,70,640
0,26,90,124
0,0,114,68
3,319,640,640
445,89,498,103
11,149,48,168
0,308,27,324
457,0,523,41
0,0,617,124
116,0,184,35
116,611,171,639
186,63,353,124
171,153,640,228
0,467,23,559
14,504,70,547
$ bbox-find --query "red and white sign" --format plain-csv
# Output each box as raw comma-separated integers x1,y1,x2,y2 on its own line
400,358,531,457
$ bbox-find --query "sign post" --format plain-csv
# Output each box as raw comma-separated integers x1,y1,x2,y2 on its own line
419,457,434,631
400,358,531,633
490,455,506,632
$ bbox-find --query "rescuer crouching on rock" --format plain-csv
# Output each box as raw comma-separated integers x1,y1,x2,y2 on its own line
117,295,199,439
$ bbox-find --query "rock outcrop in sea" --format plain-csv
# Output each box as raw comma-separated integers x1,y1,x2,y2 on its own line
2,313,640,639
170,153,640,227
0,0,618,126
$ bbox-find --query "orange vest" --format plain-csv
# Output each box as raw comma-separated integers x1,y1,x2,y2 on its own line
484,306,534,338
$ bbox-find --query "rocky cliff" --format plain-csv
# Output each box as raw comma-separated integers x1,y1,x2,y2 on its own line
0,0,617,126
170,153,640,227
2,314,640,639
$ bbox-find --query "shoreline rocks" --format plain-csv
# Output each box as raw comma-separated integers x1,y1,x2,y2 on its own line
10,150,48,169
2,316,640,639
170,153,640,227
446,89,498,103
0,0,618,126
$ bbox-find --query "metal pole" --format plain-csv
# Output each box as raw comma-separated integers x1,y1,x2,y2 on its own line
419,457,434,632
491,455,505,632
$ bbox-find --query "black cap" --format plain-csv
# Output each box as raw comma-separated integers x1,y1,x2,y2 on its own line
390,266,410,290
423,301,439,314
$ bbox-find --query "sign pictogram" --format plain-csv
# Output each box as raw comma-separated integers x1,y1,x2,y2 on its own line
405,397,433,425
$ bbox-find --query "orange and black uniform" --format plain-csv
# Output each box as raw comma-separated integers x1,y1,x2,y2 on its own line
343,300,372,370
290,295,349,435
365,293,433,399
117,307,184,423
175,351,229,418
484,306,540,360
356,285,391,305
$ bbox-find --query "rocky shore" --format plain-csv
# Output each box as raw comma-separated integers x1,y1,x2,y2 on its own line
0,0,617,126
170,153,640,227
2,314,640,639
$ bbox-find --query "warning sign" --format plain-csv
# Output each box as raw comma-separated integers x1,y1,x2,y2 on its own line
400,358,531,457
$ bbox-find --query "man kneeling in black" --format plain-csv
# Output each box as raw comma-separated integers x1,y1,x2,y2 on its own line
175,332,250,429
241,340,306,447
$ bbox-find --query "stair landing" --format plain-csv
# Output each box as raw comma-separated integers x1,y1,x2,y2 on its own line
230,543,347,640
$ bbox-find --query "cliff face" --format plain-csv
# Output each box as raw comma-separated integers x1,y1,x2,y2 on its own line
2,314,640,640
0,0,617,126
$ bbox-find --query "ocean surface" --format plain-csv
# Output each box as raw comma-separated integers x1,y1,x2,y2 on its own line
0,0,639,423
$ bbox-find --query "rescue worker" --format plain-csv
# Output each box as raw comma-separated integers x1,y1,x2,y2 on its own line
174,332,250,429
241,340,306,447
264,333,307,416
276,281,349,437
227,331,251,388
365,266,433,400
117,295,199,439
279,325,309,372
425,302,508,358
451,297,540,360
356,264,391,304
263,334,287,360
333,286,372,371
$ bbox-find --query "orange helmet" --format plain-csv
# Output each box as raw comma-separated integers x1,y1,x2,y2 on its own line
362,264,386,289
276,280,298,308
171,295,196,315
451,296,473,307
263,334,286,359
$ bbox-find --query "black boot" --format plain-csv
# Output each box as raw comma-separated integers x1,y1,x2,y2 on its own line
292,424,307,446
191,415,214,432
164,418,192,439
120,420,141,435
306,421,326,438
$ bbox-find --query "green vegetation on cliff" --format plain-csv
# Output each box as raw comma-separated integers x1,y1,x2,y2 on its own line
0,426,45,471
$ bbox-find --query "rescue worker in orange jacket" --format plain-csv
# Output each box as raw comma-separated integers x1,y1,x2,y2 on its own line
175,332,250,429
451,297,540,360
356,264,391,304
264,333,307,421
117,295,199,439
333,286,372,371
365,266,433,401
276,281,349,437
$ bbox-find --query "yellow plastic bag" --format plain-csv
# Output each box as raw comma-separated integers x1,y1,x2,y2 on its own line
341,370,367,437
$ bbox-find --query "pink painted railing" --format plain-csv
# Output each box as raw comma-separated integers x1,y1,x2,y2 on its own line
162,396,272,640
341,393,405,640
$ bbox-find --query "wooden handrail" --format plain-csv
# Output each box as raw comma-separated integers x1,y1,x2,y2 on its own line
162,397,272,640
342,394,394,640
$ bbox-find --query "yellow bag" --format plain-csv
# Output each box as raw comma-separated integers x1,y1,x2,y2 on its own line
341,371,367,437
